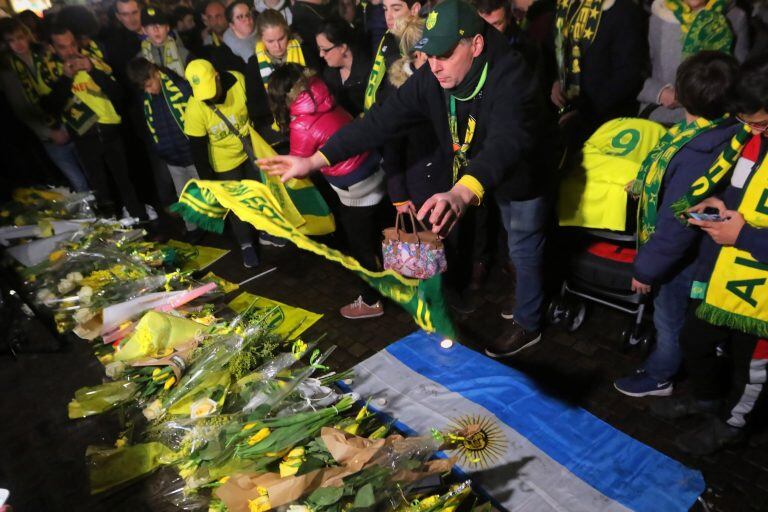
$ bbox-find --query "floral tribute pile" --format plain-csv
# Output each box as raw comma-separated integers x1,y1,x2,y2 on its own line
1,188,494,512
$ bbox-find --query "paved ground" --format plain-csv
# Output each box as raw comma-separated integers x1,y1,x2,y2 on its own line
1,222,767,512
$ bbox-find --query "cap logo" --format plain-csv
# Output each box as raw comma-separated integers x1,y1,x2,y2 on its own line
148,8,155,15
191,75,200,85
459,29,464,35
426,11,438,30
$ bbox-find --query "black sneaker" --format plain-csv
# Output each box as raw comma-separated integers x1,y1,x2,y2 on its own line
649,396,721,421
674,417,745,456
485,322,542,358
500,299,514,320
241,244,259,268
259,233,287,248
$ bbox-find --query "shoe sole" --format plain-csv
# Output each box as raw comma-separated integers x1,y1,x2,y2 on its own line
613,383,674,398
259,239,286,248
340,311,384,320
500,312,514,320
485,333,542,358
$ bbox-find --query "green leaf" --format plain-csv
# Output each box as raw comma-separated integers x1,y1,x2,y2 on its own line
352,483,376,509
307,486,344,508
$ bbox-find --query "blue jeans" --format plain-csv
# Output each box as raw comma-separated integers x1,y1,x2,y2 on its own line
497,195,548,332
642,263,695,382
43,141,89,192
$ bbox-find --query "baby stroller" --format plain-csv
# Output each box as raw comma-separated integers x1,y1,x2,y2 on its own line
547,118,668,353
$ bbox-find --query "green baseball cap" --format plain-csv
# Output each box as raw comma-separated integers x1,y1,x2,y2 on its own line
412,0,485,56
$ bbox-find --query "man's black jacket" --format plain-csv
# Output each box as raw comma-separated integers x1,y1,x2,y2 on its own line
321,25,559,202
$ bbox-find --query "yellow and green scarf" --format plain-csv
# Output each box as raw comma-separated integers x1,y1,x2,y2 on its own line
81,39,107,63
633,116,724,245
554,0,603,101
143,71,188,144
141,37,185,77
10,52,56,128
364,33,396,111
449,63,487,184
672,125,768,336
255,39,305,86
173,179,455,337
665,0,733,58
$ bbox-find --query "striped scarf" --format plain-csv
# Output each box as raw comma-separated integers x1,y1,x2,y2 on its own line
364,33,394,111
671,124,753,217
10,52,56,128
254,39,305,87
554,0,603,101
665,0,733,57
143,71,188,144
141,37,185,77
634,116,724,245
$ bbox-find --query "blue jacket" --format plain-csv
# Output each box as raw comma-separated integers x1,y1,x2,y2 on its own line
146,72,193,166
692,134,768,285
634,121,740,285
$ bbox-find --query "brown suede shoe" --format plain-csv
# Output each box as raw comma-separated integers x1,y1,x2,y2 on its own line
340,296,384,319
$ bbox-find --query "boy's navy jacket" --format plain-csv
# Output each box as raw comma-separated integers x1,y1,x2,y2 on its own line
692,134,768,285
633,121,741,286
145,70,194,167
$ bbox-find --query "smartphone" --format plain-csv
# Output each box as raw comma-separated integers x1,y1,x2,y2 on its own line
686,212,726,222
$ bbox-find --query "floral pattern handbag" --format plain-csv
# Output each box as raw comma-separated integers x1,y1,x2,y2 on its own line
382,211,447,279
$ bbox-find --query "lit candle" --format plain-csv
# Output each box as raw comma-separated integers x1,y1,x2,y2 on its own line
440,338,454,349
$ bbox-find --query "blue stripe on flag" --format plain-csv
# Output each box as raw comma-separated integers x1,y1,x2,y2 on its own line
386,331,705,512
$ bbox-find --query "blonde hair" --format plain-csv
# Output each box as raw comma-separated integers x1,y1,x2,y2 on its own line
255,9,290,38
388,16,424,89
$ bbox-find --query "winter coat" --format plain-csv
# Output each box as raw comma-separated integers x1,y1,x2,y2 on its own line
321,25,559,202
321,47,372,119
289,76,377,185
634,121,740,285
144,71,194,166
638,0,749,125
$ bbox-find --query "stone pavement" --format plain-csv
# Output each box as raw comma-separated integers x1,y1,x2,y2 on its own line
1,227,767,512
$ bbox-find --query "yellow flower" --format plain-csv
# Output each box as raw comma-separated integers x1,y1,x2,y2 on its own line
419,496,439,510
242,422,258,432
218,476,230,484
114,437,127,449
163,376,177,390
354,405,370,422
49,249,65,262
279,447,305,478
247,489,271,512
247,427,271,446
343,423,360,435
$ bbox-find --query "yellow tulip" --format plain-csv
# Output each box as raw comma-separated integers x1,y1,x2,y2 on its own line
242,422,257,432
218,476,230,484
163,376,177,390
247,427,271,446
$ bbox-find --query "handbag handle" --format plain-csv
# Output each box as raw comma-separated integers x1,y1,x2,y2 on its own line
394,210,430,243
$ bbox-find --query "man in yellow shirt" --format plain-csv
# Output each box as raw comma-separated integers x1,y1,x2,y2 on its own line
184,59,283,268
41,25,146,221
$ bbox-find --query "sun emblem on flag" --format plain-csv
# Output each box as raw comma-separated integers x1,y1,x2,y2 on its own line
426,11,438,30
441,415,507,468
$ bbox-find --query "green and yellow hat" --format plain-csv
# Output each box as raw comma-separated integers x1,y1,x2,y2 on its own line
185,59,217,100
412,0,485,56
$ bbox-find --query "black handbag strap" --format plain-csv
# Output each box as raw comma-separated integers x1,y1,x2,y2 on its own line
210,105,257,167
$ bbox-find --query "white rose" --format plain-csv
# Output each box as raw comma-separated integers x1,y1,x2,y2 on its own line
73,308,94,324
68,272,84,283
143,399,164,421
36,288,55,306
77,286,93,305
105,361,126,379
58,278,75,294
190,398,217,419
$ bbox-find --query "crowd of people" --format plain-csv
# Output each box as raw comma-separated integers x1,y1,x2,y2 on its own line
1,0,768,458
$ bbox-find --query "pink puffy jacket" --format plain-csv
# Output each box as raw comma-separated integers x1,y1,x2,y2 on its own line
289,76,371,177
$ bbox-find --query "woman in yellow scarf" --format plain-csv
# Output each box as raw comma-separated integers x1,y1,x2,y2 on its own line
253,9,306,87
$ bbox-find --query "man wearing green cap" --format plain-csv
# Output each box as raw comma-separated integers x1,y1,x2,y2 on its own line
260,0,558,356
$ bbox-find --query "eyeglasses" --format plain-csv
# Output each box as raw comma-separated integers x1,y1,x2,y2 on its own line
318,44,339,54
736,115,768,132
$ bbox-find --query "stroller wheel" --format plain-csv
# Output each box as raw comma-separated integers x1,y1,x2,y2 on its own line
546,298,568,325
565,300,586,332
620,326,654,354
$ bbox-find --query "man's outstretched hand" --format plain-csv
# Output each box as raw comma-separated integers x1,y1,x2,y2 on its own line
417,183,477,237
257,152,326,182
